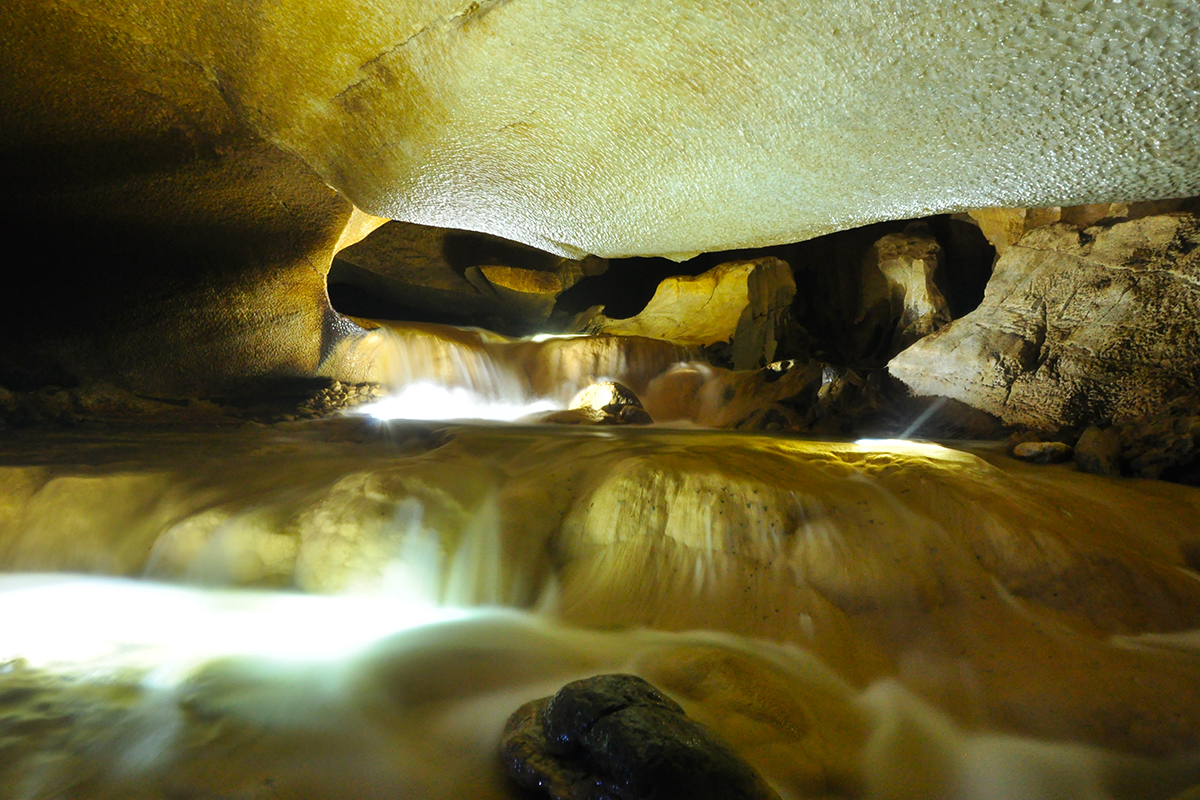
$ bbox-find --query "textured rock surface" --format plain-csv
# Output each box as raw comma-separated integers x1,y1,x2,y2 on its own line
967,201,1199,254
502,674,780,800
2,0,1198,397
1117,398,1200,483
7,0,1195,259
583,259,796,371
889,214,1200,431
854,224,950,360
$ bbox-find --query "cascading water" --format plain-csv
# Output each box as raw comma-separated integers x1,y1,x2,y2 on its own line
1,329,1200,799
357,322,694,422
362,323,559,421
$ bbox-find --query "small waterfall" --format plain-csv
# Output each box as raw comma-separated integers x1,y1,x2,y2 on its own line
360,321,693,421
365,323,559,421
372,494,509,607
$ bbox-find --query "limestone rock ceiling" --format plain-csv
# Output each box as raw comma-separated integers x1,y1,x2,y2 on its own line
5,0,1199,258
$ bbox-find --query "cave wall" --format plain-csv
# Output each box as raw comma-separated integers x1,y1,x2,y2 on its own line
0,2,390,395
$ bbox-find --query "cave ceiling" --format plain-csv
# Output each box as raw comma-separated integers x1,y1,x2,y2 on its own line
0,0,1197,394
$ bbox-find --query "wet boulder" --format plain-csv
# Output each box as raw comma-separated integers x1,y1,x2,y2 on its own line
566,381,654,425
1012,441,1074,464
501,674,780,800
1074,426,1122,477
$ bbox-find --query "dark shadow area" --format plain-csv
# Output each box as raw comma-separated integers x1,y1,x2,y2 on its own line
327,271,436,322
923,215,996,318
441,230,565,275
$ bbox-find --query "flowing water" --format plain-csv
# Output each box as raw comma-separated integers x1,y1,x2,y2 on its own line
359,322,694,421
2,327,1200,799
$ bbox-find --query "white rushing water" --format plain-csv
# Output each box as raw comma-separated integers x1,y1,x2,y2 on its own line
356,323,693,422
360,382,561,422
360,324,561,421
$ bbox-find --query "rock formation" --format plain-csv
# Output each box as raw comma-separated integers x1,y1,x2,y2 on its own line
565,381,653,425
1012,441,1074,464
579,258,796,371
2,4,1200,800
3,0,1198,397
967,200,1199,255
1116,398,1200,483
889,213,1200,432
853,224,951,361
1074,425,1122,477
9,0,1196,259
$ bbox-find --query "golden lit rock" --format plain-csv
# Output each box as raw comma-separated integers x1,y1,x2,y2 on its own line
855,225,951,358
9,0,1197,264
569,381,643,414
474,265,563,325
889,213,1200,430
583,259,795,371
1,3,1200,798
968,200,1197,254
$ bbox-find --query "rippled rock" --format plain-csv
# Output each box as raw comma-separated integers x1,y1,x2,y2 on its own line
502,674,780,800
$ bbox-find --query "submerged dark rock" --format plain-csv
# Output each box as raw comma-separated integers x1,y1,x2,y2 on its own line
1074,426,1123,477
501,674,779,800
